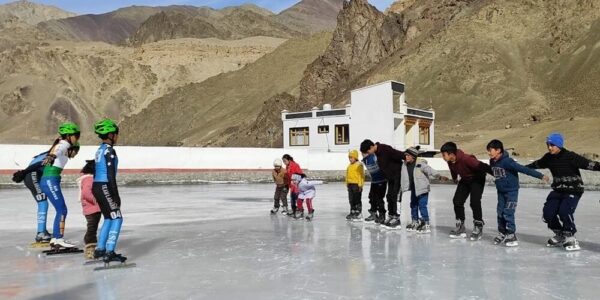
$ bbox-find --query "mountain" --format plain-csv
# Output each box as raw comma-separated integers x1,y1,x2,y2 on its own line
275,0,344,33
0,0,75,28
119,33,332,146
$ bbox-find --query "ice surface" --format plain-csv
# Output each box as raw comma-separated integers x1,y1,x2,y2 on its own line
1,183,600,299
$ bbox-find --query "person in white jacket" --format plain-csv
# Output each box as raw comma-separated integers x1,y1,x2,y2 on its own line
291,174,323,221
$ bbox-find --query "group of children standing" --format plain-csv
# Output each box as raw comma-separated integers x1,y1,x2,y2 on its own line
12,119,128,263
270,132,600,251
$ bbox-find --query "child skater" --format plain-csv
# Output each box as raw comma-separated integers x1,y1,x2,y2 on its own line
402,146,447,233
526,133,600,251
487,140,548,246
271,158,288,214
346,150,365,221
77,160,102,259
291,173,323,221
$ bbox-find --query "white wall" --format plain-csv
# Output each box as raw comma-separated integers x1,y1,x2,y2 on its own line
0,144,451,172
350,81,395,151
282,113,351,152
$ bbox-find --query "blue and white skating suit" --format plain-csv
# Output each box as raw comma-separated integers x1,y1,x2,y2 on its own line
40,140,73,238
22,152,49,233
93,143,123,253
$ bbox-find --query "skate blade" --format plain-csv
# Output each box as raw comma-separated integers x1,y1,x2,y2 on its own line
44,248,84,255
94,262,136,271
83,259,105,265
449,234,467,239
505,242,519,247
470,237,482,241
564,246,581,251
29,242,50,248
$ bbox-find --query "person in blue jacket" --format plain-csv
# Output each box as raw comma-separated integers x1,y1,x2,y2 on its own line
487,139,548,247
12,151,51,243
92,119,127,263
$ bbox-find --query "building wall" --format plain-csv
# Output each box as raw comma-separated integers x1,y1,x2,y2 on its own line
282,113,351,152
350,81,396,150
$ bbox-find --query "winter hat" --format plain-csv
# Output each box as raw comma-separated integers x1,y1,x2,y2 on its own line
348,149,359,160
291,174,302,182
273,158,283,167
546,132,564,148
406,145,421,158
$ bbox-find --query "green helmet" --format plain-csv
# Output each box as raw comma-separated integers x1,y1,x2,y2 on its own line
94,119,119,135
58,122,80,135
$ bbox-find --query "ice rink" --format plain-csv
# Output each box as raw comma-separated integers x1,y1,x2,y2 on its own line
1,183,600,299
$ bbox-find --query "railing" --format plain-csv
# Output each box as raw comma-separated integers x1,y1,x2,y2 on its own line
407,108,434,119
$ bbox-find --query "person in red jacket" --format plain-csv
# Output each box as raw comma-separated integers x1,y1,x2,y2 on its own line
441,142,492,241
282,154,303,216
77,160,102,259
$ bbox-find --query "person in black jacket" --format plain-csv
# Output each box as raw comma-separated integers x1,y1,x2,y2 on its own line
360,139,405,229
527,132,600,251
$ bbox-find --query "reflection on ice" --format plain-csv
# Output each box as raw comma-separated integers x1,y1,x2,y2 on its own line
1,183,599,299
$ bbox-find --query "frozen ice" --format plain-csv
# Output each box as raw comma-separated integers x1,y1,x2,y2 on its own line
1,183,600,299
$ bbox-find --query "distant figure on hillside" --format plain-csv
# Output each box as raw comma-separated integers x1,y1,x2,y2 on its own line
526,132,600,251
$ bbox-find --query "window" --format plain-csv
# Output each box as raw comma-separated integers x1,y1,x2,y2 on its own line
289,127,309,146
318,125,329,134
335,124,349,145
419,125,430,145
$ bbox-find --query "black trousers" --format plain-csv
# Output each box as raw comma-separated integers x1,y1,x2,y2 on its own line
84,212,102,244
347,184,362,212
453,178,485,222
386,176,401,216
368,182,387,215
92,183,122,219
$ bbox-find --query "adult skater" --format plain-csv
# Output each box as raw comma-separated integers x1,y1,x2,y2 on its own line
361,146,387,224
39,122,81,248
92,119,127,263
282,154,303,216
526,133,600,251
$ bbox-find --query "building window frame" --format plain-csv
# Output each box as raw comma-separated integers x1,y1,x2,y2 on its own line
419,125,430,145
289,127,309,146
317,125,329,134
335,124,350,145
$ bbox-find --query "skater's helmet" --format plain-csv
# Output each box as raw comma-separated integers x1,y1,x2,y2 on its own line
273,158,283,167
58,122,80,135
94,119,119,135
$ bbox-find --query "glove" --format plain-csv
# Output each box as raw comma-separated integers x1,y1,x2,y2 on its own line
12,170,26,183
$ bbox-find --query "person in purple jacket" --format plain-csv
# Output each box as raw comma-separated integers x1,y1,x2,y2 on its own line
487,139,549,247
441,142,492,240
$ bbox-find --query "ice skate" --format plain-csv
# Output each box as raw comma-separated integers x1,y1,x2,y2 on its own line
449,220,467,238
50,238,75,249
383,215,400,230
280,206,288,214
286,209,295,217
94,249,106,259
270,207,279,214
406,219,419,232
504,234,518,247
417,220,431,234
563,234,580,251
470,220,484,241
374,213,386,225
103,251,127,264
294,209,304,220
364,211,377,223
351,212,363,222
346,211,355,221
35,231,52,243
305,210,314,221
84,243,97,260
546,231,565,247
493,233,506,245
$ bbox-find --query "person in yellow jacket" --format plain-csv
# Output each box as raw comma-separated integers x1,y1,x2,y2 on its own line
346,150,365,221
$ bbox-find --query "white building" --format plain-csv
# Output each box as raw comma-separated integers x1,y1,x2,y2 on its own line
281,80,435,153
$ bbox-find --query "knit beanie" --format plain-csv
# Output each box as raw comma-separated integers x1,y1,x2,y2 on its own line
348,150,359,160
546,132,564,148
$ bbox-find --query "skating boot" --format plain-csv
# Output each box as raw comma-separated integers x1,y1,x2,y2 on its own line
504,234,518,247
305,210,314,221
364,211,377,223
270,207,279,214
417,220,431,234
547,230,565,247
384,215,401,230
449,220,467,238
93,248,106,259
287,208,295,217
35,231,51,243
84,243,97,260
103,251,127,264
563,233,580,251
493,233,506,245
406,219,419,232
50,238,75,249
294,209,304,220
470,220,484,241
280,206,288,214
346,211,355,221
352,212,363,222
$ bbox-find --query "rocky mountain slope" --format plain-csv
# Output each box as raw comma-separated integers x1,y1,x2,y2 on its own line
275,0,344,33
0,0,75,28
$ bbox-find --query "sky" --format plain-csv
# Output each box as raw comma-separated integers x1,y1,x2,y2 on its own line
0,0,397,14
